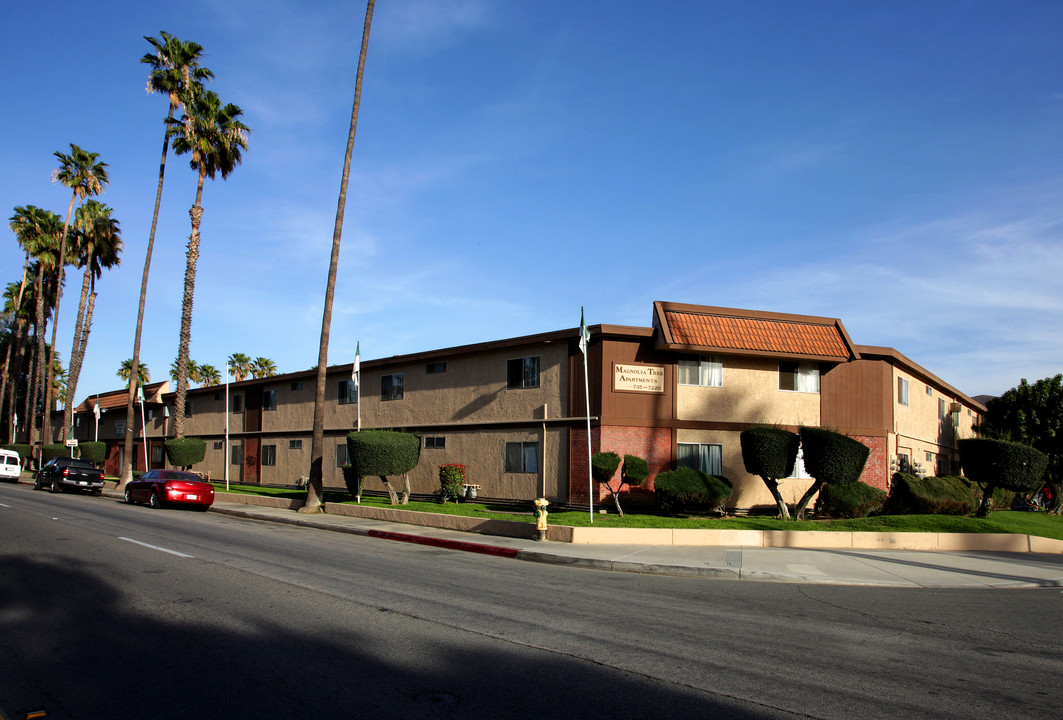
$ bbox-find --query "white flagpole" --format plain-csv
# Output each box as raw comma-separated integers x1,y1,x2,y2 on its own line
579,307,593,523
138,383,148,470
93,395,100,442
225,361,230,491
354,341,361,431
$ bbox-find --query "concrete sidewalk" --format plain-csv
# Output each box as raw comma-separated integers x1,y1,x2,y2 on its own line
201,499,1063,588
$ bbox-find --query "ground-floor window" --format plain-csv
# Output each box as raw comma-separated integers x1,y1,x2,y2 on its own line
677,442,722,476
231,445,243,465
336,443,349,468
791,447,812,479
262,445,276,466
505,441,539,473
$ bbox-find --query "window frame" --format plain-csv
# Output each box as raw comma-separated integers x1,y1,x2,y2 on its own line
504,441,540,473
678,355,723,387
338,379,359,405
779,361,820,393
381,374,405,401
262,444,276,466
263,389,277,411
676,442,723,476
424,436,446,449
507,356,541,389
232,394,243,414
336,442,349,468
898,377,909,406
426,361,447,374
289,439,303,450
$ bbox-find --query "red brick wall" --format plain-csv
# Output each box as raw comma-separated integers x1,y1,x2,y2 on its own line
569,425,672,504
852,434,888,490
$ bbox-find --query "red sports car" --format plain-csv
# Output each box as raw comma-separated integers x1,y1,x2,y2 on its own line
125,469,215,510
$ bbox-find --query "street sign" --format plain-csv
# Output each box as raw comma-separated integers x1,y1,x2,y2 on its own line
65,438,78,447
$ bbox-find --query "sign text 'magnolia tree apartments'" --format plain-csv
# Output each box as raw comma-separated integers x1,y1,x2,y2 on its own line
613,364,665,393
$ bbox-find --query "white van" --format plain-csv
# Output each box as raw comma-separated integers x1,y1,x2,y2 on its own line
0,448,22,483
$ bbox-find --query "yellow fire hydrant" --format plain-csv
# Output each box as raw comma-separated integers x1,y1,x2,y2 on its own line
533,497,549,541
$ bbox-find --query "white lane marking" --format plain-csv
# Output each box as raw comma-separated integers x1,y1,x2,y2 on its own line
119,536,194,558
0,502,10,508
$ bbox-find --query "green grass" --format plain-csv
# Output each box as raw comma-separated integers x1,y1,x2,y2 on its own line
209,483,1063,541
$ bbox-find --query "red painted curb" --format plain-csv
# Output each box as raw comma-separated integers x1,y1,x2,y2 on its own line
366,529,520,558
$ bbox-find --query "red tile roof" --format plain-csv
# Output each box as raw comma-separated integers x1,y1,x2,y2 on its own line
661,308,852,360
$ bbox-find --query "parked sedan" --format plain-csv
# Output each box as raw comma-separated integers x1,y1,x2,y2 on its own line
125,469,215,510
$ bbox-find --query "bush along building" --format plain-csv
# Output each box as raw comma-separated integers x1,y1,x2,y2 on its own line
69,302,985,513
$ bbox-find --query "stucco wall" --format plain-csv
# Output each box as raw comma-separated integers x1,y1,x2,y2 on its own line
676,356,821,427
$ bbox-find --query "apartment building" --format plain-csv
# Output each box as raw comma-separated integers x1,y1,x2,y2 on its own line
71,301,985,512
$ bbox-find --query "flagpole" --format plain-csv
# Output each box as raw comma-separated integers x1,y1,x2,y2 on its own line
93,394,100,442
138,385,148,471
225,361,230,491
354,341,361,432
579,307,593,524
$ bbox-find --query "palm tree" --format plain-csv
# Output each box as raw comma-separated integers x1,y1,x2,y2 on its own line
62,200,122,435
168,87,249,439
2,206,46,441
47,144,109,446
198,364,222,387
21,211,64,449
227,353,251,382
120,32,213,490
117,359,150,385
2,279,37,442
250,357,277,378
302,0,375,513
171,358,204,386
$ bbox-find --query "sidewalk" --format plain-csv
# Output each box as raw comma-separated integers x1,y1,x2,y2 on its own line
195,497,1063,588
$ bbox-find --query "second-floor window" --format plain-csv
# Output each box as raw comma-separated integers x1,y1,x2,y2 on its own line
780,362,820,393
232,394,243,413
507,356,540,389
678,355,723,387
263,389,277,411
381,374,404,401
338,380,358,405
897,377,909,406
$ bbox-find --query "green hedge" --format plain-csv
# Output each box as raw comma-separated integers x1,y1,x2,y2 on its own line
959,437,1048,517
884,473,975,515
42,444,68,462
815,481,886,519
740,427,799,480
165,438,206,468
654,466,732,516
1,444,31,460
344,430,421,495
799,427,870,485
77,441,107,465
622,454,649,486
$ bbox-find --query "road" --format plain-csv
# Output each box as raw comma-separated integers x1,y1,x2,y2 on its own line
0,481,1058,719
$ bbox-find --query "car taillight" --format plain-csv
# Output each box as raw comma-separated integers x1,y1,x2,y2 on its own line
63,467,70,477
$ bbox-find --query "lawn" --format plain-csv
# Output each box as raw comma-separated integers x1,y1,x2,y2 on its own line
211,483,1063,542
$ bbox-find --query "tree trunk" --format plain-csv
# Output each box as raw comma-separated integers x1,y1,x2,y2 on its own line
400,473,410,505
31,264,47,453
174,175,206,440
792,478,824,520
381,475,398,505
301,0,375,513
120,105,174,490
762,477,792,520
0,255,29,440
42,191,78,454
62,260,94,435
602,480,625,517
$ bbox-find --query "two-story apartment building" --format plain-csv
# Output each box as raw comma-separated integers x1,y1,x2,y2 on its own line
71,301,985,512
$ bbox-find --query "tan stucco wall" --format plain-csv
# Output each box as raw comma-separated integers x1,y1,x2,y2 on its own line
891,367,981,475
676,356,820,427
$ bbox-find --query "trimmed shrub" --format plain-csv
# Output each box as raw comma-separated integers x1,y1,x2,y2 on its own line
77,441,107,465
42,444,67,462
815,481,886,519
884,473,975,515
960,437,1049,517
341,465,362,499
800,427,870,485
654,466,732,516
165,438,206,468
591,452,621,484
1,444,31,461
344,430,421,497
740,427,799,480
622,454,649,486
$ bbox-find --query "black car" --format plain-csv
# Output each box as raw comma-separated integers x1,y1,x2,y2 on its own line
34,457,106,495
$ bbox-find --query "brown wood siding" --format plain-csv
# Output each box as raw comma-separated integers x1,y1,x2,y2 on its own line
821,359,892,434
598,338,675,425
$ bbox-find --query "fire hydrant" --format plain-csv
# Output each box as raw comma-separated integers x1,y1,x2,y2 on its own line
533,497,549,541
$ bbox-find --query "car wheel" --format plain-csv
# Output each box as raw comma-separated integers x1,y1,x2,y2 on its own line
124,488,134,505
149,489,162,509
49,477,61,494
33,477,41,491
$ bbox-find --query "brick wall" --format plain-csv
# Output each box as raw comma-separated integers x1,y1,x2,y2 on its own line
852,434,888,490
569,425,672,505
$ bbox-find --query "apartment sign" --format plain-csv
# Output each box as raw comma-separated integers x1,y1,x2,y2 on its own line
613,363,665,393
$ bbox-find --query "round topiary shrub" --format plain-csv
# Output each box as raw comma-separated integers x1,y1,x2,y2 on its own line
591,451,621,485
654,466,732,516
959,437,1048,517
78,441,107,465
814,481,886,519
622,454,649,486
165,437,206,468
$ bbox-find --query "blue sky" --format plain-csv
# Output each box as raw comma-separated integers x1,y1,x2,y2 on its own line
3,0,1062,406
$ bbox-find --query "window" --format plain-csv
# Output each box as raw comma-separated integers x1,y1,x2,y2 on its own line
926,385,933,396
925,451,934,463
677,443,723,476
289,439,303,450
75,416,83,429
424,436,446,449
678,355,723,387
381,374,404,401
426,361,447,374
507,357,540,389
336,443,349,468
897,377,909,406
115,419,126,435
232,394,243,413
338,380,358,405
263,389,277,411
146,408,155,421
938,398,947,420
290,381,304,391
214,392,222,401
897,452,911,473
505,441,539,473
791,447,812,479
262,445,276,466
184,399,194,417
213,441,223,450
151,445,163,463
231,444,243,465
779,362,820,393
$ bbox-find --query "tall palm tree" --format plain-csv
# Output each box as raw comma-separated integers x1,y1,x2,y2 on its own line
250,357,277,378
2,279,37,442
62,200,122,435
47,144,109,446
2,206,45,440
171,358,204,386
120,32,213,490
21,211,64,449
302,0,375,513
227,353,251,382
117,359,150,385
168,88,249,438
